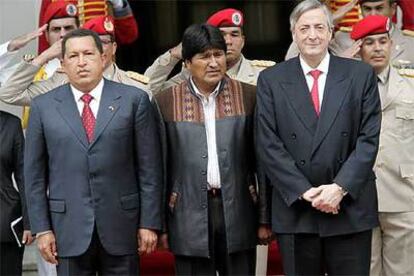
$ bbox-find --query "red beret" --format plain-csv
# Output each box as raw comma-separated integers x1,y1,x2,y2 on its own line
83,16,115,36
43,1,78,24
351,15,391,40
207,8,244,28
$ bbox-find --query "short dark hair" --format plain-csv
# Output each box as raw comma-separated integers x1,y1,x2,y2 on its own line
359,0,396,5
181,24,227,61
61,29,103,58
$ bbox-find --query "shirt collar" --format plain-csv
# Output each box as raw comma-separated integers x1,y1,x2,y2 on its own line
226,55,243,78
190,77,221,100
377,65,390,84
71,78,104,103
299,52,330,76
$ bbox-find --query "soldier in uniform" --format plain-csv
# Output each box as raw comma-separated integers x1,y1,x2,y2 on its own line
0,15,150,107
286,0,414,63
352,15,414,276
144,8,275,94
38,0,139,53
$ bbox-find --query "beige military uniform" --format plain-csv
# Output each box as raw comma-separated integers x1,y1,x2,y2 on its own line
144,50,275,94
370,65,414,276
0,60,150,106
285,25,414,63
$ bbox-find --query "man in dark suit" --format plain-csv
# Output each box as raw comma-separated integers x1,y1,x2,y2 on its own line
256,0,381,275
0,111,33,275
24,29,162,275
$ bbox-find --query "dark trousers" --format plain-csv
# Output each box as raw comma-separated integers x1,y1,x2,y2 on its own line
0,242,24,276
277,230,372,276
175,193,256,276
57,227,138,276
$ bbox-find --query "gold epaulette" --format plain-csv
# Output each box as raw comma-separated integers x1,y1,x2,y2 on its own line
402,29,414,38
23,54,36,62
392,59,412,69
250,60,276,68
398,68,414,78
339,26,352,33
126,71,149,84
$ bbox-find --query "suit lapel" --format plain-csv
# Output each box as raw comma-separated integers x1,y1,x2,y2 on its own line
89,80,121,148
381,67,403,111
311,57,349,155
55,85,89,149
281,58,318,135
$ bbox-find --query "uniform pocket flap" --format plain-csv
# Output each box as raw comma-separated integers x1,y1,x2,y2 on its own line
120,193,139,210
400,164,414,178
49,200,66,213
396,107,414,120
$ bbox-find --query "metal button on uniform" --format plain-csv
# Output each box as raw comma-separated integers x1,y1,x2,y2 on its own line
341,132,348,137
201,204,207,209
202,154,208,159
291,133,297,139
201,170,207,175
300,160,305,165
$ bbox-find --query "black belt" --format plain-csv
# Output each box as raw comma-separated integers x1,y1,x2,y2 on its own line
208,188,221,197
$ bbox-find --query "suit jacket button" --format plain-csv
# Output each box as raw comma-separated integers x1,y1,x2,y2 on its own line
201,204,207,209
341,132,348,137
300,160,305,165
202,154,208,159
291,133,297,139
201,170,207,175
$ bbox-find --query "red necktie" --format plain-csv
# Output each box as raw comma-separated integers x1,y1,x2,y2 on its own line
309,69,322,116
81,93,95,143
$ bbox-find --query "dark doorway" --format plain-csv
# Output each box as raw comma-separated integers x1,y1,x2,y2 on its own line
116,0,296,73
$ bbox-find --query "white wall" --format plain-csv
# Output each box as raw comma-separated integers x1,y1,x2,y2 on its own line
0,0,40,117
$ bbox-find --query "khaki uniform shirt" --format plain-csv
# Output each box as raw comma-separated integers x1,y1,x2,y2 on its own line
144,50,274,93
0,61,150,106
375,66,414,212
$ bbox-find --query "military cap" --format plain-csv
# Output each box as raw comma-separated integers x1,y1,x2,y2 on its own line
351,15,391,40
206,8,244,28
83,15,115,36
43,0,78,24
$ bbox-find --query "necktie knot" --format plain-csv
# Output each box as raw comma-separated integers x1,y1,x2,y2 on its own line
81,93,93,104
310,69,322,80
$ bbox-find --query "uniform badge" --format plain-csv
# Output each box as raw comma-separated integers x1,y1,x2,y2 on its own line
231,12,242,26
385,18,391,32
104,17,114,33
66,3,77,16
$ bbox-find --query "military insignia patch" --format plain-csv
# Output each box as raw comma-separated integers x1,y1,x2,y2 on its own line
104,17,114,33
66,3,77,16
232,12,242,26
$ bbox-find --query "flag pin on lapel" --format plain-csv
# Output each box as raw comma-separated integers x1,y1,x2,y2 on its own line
108,106,115,112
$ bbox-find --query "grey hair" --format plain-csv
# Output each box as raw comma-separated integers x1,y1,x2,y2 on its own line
289,0,334,32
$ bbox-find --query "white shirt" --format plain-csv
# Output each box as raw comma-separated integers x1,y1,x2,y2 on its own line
44,58,61,79
190,78,221,189
300,53,330,107
0,41,19,86
70,78,104,118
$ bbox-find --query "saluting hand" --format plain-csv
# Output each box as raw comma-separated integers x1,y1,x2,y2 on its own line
8,24,48,52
